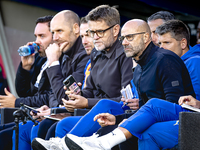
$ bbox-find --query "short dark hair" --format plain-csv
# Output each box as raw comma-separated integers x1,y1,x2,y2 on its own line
80,17,87,24
36,15,53,28
155,20,190,47
86,5,120,26
147,11,175,22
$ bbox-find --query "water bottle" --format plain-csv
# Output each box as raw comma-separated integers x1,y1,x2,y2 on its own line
18,43,40,56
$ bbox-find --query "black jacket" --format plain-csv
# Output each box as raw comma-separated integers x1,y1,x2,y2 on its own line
82,39,133,108
15,53,51,107
46,36,90,107
133,42,195,106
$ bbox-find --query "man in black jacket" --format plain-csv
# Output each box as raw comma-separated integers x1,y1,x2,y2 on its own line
63,5,133,111
0,15,53,108
45,10,90,107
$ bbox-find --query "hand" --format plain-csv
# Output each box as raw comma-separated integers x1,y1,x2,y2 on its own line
0,88,16,108
121,96,125,102
122,98,139,110
64,82,82,99
46,42,68,66
62,94,88,112
93,113,116,127
45,43,62,65
179,95,200,108
21,42,36,70
31,105,50,119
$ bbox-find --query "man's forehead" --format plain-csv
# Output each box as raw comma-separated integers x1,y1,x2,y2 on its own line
51,14,66,26
121,26,135,36
158,32,174,41
80,23,89,29
80,24,89,33
88,20,107,29
34,23,49,33
148,19,164,31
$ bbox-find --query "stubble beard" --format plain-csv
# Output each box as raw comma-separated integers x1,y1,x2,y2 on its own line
125,38,145,58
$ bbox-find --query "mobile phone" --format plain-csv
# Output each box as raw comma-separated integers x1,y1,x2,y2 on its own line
22,104,40,115
63,75,81,94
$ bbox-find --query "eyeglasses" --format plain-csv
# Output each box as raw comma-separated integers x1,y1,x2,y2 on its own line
88,24,116,38
119,32,146,42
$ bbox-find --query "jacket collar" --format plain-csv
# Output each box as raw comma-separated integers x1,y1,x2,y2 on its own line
136,42,157,67
60,36,84,63
93,39,123,61
63,36,82,58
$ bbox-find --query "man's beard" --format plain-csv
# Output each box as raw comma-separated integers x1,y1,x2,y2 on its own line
124,38,145,58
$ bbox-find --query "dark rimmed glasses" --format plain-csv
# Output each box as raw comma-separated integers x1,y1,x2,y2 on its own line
119,32,146,42
88,24,116,38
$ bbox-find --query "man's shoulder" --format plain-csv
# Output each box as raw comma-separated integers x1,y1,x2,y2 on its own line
155,47,181,61
184,55,200,67
73,46,89,63
114,42,126,59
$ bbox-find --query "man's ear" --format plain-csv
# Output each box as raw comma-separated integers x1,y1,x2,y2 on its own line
180,38,187,50
143,32,150,44
113,24,120,37
73,23,80,35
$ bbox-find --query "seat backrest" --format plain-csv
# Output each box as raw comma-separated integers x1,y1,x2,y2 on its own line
179,112,200,150
0,108,18,125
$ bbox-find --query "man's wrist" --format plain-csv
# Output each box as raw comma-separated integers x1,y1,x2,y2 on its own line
48,61,60,68
197,101,200,109
85,98,89,108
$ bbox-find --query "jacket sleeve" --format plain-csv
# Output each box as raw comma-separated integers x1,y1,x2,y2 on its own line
15,92,50,107
46,54,89,105
15,54,44,97
184,57,200,100
15,62,34,97
157,55,195,103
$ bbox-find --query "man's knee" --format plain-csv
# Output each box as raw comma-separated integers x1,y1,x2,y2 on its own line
145,98,167,108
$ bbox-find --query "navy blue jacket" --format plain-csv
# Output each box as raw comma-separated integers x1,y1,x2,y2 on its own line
15,53,51,107
133,42,195,106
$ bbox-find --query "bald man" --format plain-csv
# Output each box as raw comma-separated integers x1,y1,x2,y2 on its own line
121,19,194,106
45,10,89,107
31,19,195,150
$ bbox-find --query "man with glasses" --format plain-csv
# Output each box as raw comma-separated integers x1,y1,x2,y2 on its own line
60,5,133,112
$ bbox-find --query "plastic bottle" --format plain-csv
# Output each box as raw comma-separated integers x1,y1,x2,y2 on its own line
18,43,40,56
